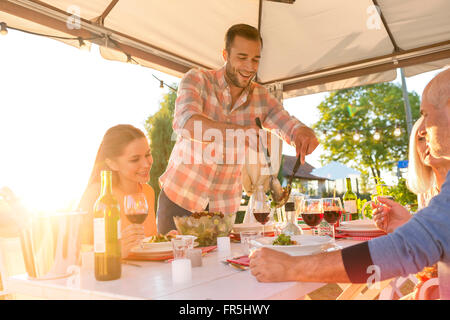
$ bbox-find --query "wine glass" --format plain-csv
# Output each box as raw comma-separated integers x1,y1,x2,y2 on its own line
322,197,343,242
123,193,148,224
301,198,323,236
252,185,271,236
253,210,271,237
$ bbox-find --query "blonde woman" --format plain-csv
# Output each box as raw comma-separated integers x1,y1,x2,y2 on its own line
374,116,450,299
407,117,440,209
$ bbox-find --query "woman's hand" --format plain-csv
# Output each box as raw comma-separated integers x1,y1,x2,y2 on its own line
372,197,412,233
121,224,145,258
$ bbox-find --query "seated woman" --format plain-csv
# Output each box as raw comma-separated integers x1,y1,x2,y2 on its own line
373,116,447,229
78,124,157,258
373,116,449,299
407,117,442,208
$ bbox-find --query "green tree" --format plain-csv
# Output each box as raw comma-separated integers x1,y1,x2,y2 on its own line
387,178,418,212
144,87,177,212
313,83,420,180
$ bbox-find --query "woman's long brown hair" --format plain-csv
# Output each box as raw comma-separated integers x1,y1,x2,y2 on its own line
79,124,147,245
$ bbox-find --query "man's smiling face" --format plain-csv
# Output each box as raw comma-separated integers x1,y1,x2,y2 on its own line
223,35,261,89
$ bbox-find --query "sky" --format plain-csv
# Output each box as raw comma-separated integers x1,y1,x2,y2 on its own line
0,29,445,212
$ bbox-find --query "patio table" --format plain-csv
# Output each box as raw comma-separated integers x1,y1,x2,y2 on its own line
5,240,361,300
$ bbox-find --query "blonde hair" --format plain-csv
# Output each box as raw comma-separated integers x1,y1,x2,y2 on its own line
407,117,436,195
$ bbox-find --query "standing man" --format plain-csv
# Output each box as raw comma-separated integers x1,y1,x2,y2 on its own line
157,24,319,233
249,68,450,300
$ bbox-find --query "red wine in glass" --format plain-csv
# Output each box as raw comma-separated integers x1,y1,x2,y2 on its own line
323,209,343,224
124,193,148,225
253,211,270,236
253,211,270,224
322,198,343,242
125,212,148,224
301,212,324,227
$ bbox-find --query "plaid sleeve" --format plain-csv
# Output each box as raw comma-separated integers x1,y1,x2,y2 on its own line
172,68,205,132
262,90,306,146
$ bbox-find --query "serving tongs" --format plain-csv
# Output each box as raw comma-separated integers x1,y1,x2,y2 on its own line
255,118,301,208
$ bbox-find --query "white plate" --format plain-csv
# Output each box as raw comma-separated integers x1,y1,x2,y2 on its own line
336,226,384,233
130,246,172,255
140,240,173,252
250,235,333,256
340,220,378,229
137,241,200,253
232,222,274,233
335,229,386,238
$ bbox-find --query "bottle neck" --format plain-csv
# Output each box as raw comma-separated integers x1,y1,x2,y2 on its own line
100,171,113,196
346,178,352,192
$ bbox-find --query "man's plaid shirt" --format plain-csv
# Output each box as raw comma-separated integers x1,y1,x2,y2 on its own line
159,65,305,214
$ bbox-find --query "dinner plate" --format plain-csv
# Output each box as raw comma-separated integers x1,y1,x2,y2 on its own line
232,222,275,233
336,226,384,233
140,240,173,251
335,227,386,238
138,241,199,253
250,235,333,256
340,220,378,229
335,230,386,238
130,246,173,255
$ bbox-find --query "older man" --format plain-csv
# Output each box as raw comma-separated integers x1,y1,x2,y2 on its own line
249,68,450,299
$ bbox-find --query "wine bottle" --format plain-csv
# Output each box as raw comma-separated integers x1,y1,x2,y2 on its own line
343,177,358,221
93,170,121,281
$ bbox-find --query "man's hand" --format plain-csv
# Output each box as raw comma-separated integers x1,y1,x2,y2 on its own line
249,247,296,282
293,126,319,164
372,197,412,233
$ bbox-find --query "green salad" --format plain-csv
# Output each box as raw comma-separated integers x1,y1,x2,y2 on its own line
272,234,297,246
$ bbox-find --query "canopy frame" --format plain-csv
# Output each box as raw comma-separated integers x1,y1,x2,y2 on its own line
1,0,209,75
2,0,450,94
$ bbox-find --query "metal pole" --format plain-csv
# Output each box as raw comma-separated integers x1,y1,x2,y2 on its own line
400,68,413,137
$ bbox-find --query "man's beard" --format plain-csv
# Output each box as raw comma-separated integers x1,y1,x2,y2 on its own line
225,62,252,88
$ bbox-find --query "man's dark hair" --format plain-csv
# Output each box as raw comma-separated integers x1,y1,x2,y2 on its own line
225,24,263,52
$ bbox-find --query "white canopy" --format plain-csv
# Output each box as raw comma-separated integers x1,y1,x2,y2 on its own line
1,0,449,98
311,161,361,180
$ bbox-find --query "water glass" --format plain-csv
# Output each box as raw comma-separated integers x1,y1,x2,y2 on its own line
240,231,260,255
171,238,188,260
176,235,196,249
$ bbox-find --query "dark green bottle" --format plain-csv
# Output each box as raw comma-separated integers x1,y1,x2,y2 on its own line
94,171,121,281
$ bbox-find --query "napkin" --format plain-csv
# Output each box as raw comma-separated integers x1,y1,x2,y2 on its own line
226,255,250,267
